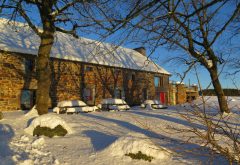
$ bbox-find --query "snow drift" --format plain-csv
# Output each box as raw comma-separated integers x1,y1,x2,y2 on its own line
24,105,39,118
24,114,73,135
103,132,172,161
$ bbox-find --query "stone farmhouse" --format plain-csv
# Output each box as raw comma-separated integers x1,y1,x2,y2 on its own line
0,19,171,111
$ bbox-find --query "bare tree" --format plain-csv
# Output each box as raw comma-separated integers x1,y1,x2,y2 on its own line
87,0,240,113
0,0,106,115
142,1,239,113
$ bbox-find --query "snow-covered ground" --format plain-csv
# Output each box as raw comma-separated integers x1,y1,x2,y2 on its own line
0,97,239,165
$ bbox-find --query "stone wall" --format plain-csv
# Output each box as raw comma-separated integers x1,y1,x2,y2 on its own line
0,51,37,111
0,51,169,111
168,84,176,105
176,84,187,104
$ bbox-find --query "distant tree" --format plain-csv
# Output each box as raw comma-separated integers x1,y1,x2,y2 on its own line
0,0,101,115
202,89,240,96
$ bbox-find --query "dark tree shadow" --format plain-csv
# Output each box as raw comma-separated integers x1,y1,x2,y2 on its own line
129,111,206,130
0,124,15,165
80,113,229,164
81,113,166,139
0,123,30,164
83,130,117,151
26,117,37,127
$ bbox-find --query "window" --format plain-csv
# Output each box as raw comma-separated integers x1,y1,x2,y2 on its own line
114,88,122,98
155,76,164,87
114,69,121,77
142,88,148,100
20,89,36,110
132,74,135,81
85,66,93,72
154,77,159,87
83,88,95,104
84,88,92,101
128,72,135,81
24,59,34,73
155,91,160,99
121,90,125,100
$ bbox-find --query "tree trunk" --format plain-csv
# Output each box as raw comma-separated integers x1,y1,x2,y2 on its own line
36,33,54,115
209,68,229,113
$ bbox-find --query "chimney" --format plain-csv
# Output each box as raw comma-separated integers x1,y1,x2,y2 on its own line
134,47,146,56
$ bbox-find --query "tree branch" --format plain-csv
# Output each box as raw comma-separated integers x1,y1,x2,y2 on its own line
187,0,223,18
210,2,240,46
18,2,42,36
55,26,78,38
51,0,83,18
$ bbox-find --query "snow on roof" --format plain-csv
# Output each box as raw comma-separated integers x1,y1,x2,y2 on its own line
0,18,170,74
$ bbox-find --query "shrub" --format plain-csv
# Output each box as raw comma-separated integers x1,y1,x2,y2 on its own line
125,151,154,162
33,125,67,138
0,112,3,120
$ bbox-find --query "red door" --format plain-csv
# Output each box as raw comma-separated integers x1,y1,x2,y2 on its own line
160,92,165,104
